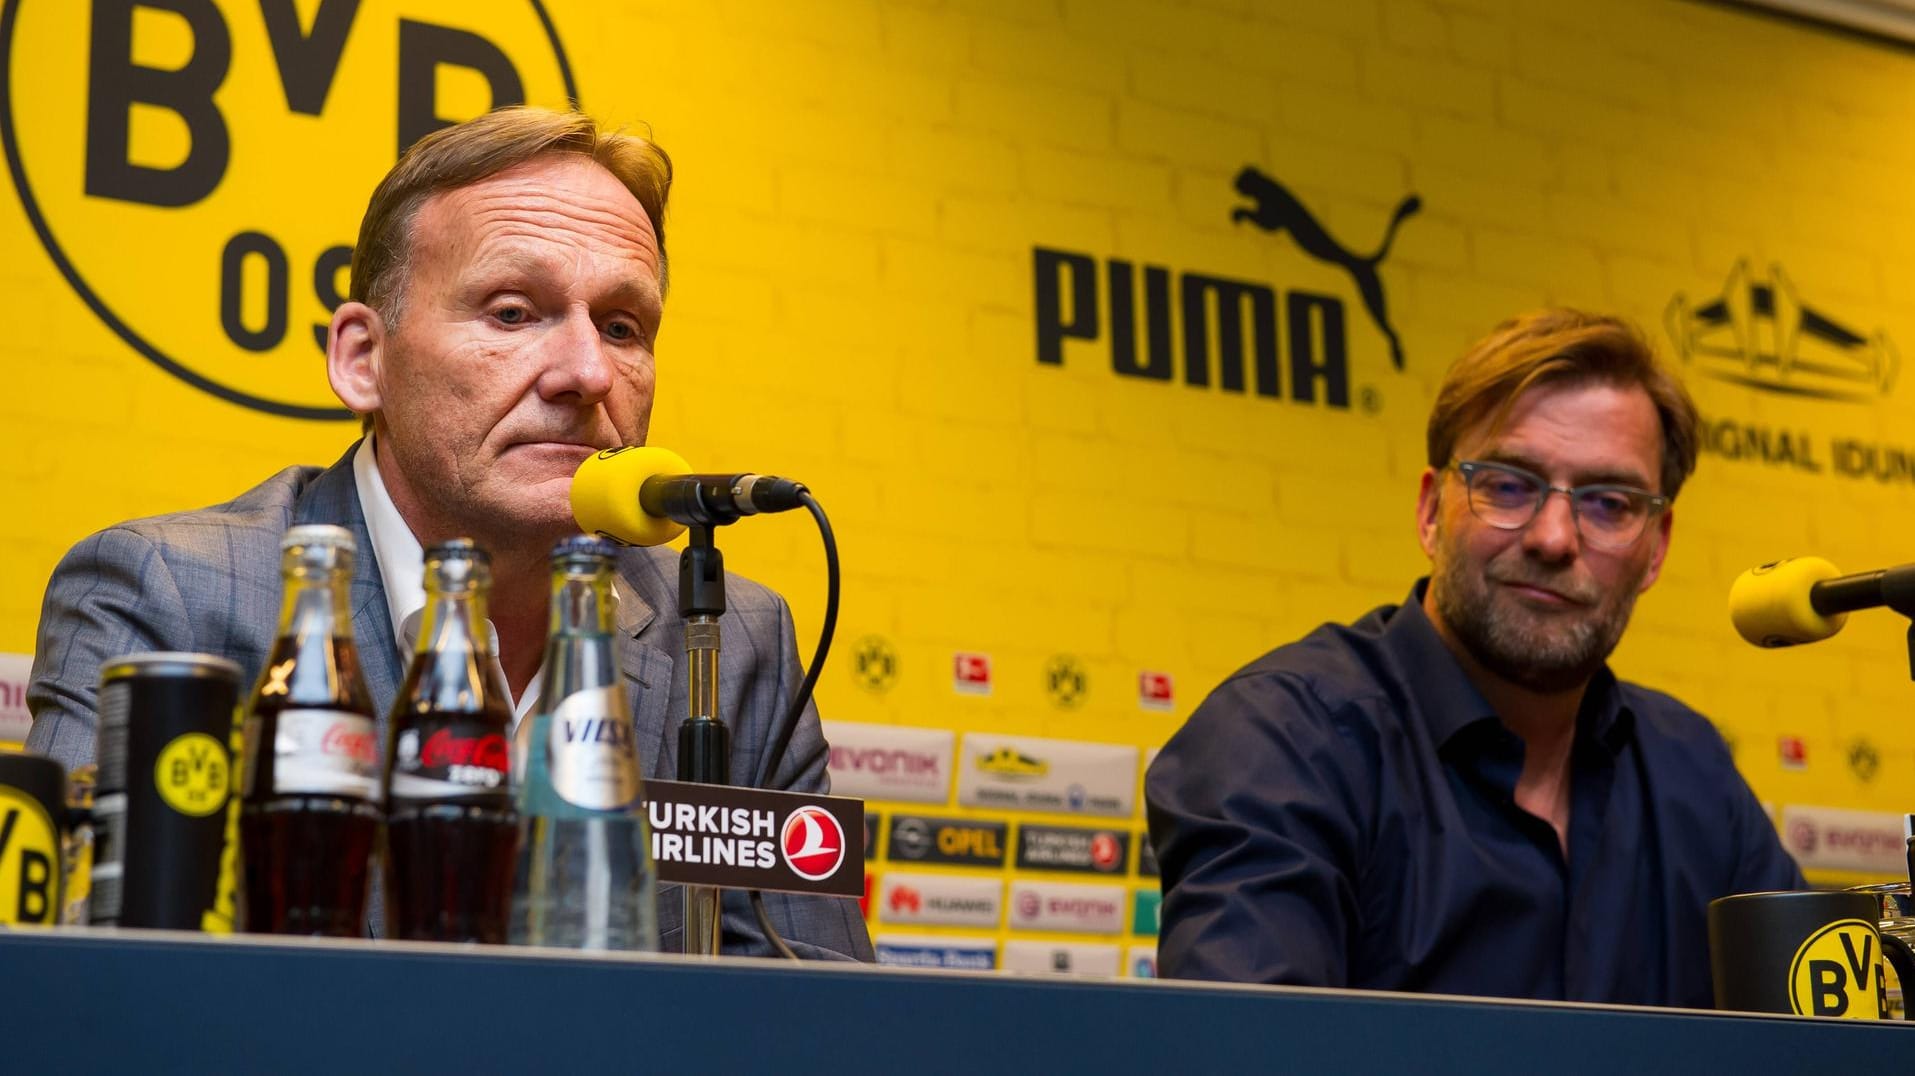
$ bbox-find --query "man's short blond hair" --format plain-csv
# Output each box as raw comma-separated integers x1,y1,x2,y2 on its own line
350,105,673,329
1427,309,1700,498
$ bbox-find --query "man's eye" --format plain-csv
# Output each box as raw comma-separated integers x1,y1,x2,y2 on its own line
494,306,528,324
605,320,634,340
1582,491,1638,521
1480,474,1535,501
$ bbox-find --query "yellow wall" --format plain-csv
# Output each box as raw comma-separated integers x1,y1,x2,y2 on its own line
3,1,1912,860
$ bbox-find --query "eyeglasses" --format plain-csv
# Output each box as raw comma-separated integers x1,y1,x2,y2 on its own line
1450,460,1669,552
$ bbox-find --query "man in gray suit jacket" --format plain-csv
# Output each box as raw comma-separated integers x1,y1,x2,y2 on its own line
26,106,872,961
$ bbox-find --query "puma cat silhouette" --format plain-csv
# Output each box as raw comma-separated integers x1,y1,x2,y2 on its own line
1231,166,1420,370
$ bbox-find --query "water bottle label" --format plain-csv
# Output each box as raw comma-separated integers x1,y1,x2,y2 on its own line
547,686,641,811
390,718,511,803
273,709,381,801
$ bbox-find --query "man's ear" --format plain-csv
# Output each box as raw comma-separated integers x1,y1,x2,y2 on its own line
326,301,385,415
1415,467,1441,558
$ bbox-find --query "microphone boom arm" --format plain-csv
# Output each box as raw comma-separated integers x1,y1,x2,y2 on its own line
1814,564,1915,680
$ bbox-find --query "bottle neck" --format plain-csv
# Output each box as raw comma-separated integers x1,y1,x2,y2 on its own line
548,566,617,637
262,561,365,711
276,566,355,642
416,584,491,657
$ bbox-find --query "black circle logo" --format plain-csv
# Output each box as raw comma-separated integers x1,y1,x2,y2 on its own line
0,0,578,418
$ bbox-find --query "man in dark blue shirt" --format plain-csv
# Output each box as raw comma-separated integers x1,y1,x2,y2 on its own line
1146,309,1802,1006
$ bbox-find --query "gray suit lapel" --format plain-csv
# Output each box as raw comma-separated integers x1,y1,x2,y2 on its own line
613,574,676,780
291,443,402,721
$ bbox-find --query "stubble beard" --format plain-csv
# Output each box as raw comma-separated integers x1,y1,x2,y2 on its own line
1430,539,1643,695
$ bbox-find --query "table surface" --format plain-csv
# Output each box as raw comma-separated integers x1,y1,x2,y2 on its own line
0,928,1907,1073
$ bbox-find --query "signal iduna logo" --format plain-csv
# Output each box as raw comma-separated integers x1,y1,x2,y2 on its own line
780,804,846,882
1788,919,1881,1019
1,0,578,418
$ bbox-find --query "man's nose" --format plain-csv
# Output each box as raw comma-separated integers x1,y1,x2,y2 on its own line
535,310,615,403
1522,488,1581,561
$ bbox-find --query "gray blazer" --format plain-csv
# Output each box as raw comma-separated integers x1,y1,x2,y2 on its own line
26,444,873,961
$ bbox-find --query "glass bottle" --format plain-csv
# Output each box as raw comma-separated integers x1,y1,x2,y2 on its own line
239,524,379,936
385,539,518,942
508,536,657,950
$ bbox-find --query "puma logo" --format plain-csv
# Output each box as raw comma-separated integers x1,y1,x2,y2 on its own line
1230,166,1420,370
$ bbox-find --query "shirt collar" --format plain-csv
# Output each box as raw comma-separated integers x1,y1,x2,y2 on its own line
1383,577,1633,756
352,434,423,662
351,436,542,723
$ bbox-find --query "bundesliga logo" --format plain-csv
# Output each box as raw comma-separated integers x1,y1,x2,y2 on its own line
781,805,846,881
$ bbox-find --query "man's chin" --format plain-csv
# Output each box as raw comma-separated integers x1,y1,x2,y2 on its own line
462,482,581,552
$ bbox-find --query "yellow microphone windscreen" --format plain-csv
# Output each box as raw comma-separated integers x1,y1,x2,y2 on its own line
1728,556,1847,647
571,445,692,547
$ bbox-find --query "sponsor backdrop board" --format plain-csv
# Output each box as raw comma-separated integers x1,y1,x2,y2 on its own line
5,0,1915,974
876,872,1003,929
1000,939,1123,978
1006,879,1128,935
821,720,954,805
873,933,997,972
957,734,1137,817
0,653,30,748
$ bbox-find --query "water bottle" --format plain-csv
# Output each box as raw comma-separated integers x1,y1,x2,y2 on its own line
508,536,658,950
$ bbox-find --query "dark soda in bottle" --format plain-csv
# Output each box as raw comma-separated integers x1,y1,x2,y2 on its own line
385,539,517,942
239,524,381,936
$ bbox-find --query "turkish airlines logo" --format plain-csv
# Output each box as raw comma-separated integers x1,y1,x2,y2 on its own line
781,805,846,881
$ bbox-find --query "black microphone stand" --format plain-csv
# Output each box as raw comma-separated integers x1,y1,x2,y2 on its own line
677,523,730,956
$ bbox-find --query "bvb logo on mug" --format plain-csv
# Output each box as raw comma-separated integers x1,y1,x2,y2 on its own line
2,0,578,418
0,784,61,925
1788,919,1882,1019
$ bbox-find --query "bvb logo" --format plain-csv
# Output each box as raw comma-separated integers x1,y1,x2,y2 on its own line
0,786,60,925
1847,739,1880,783
1044,654,1086,710
0,0,578,418
1788,919,1881,1019
851,636,897,694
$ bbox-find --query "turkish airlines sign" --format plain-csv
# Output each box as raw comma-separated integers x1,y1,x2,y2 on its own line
823,721,954,805
643,779,863,897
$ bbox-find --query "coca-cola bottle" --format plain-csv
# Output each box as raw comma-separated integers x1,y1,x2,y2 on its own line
384,539,518,942
240,524,380,936
509,536,658,950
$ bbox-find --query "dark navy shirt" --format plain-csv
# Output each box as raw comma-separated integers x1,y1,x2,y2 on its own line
1145,580,1804,1006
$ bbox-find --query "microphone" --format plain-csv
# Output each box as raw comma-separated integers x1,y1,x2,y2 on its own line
571,445,809,547
1728,557,1915,647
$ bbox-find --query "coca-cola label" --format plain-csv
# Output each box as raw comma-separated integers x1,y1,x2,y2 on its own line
272,709,381,801
390,718,510,803
547,685,640,811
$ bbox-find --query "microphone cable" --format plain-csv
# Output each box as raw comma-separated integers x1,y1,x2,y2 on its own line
747,488,839,961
